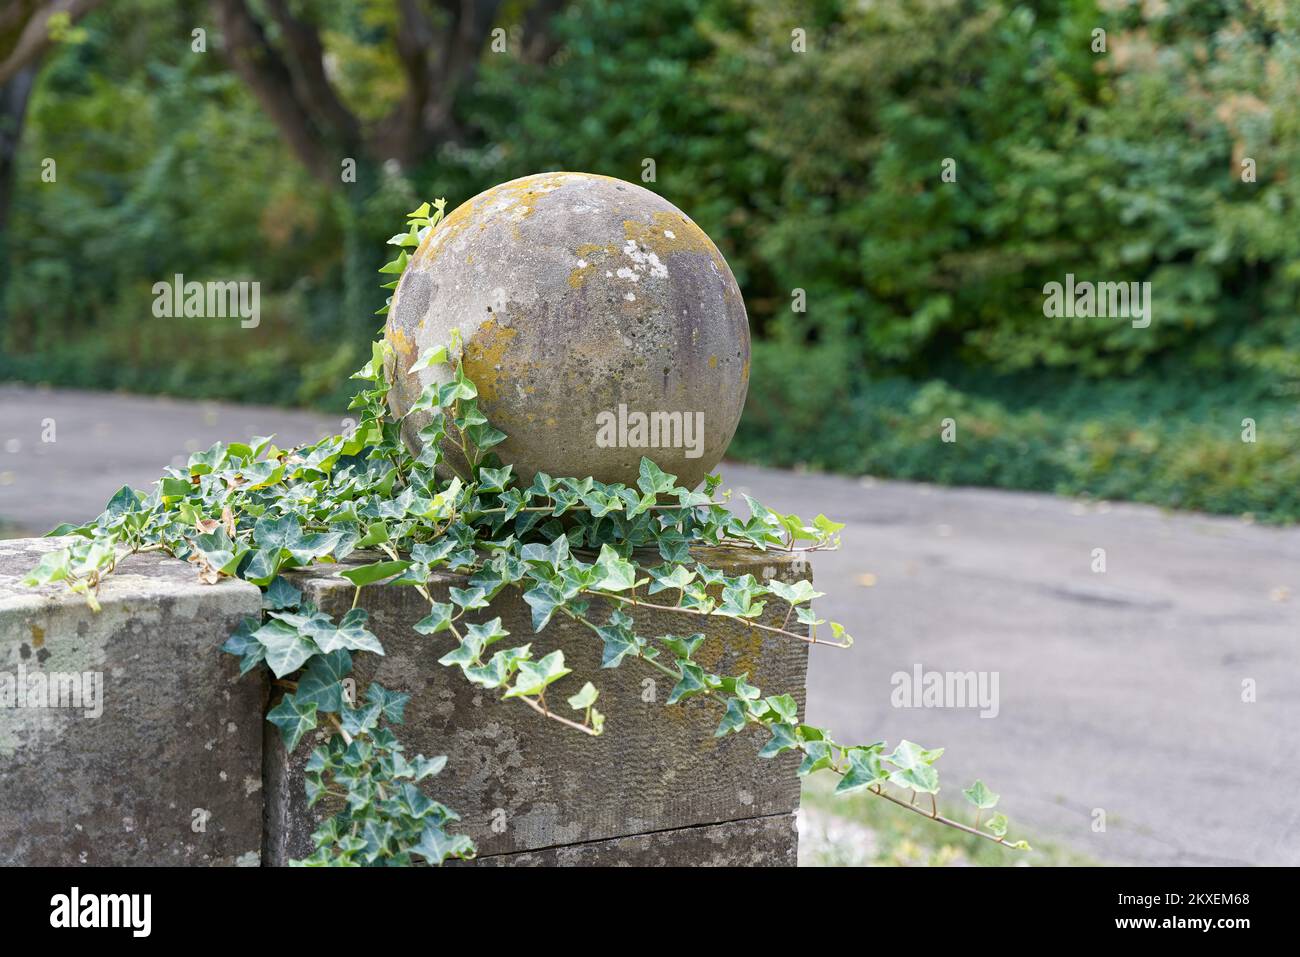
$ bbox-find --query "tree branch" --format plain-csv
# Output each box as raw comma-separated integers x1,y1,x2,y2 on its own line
212,0,339,184
421,0,500,144
519,0,565,65
262,0,359,146
0,0,104,86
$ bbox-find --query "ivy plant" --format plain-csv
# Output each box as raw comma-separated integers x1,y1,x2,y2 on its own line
24,200,1029,864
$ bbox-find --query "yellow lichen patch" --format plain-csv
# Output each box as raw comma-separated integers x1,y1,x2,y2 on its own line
30,624,44,649
463,318,518,403
567,264,593,288
414,198,479,264
693,625,765,687
420,172,584,267
624,213,743,303
623,212,723,261
567,242,613,288
567,210,734,290
388,325,417,365
708,355,718,369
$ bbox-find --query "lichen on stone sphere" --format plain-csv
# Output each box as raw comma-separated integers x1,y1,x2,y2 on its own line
384,171,751,490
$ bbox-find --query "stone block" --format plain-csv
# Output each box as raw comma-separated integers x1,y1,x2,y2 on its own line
0,538,265,865
464,813,798,867
266,546,810,865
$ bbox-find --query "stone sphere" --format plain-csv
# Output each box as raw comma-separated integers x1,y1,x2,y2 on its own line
384,171,750,490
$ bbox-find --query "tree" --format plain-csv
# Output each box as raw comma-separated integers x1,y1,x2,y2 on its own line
0,0,105,233
209,0,566,319
0,0,105,331
211,0,566,181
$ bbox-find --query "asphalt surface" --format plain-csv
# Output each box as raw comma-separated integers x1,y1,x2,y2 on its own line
2,383,1297,865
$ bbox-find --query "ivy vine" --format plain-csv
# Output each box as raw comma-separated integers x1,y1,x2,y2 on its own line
22,200,1029,865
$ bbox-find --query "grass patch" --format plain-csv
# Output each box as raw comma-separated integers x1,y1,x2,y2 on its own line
734,342,1300,524
799,774,1098,867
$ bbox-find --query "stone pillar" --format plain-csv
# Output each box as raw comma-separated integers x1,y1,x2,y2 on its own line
266,546,809,866
0,537,265,865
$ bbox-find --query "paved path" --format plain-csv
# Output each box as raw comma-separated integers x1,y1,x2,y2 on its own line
2,384,1297,865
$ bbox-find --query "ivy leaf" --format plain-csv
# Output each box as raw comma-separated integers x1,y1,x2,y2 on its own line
263,575,302,611
254,514,343,565
596,611,644,668
267,693,318,751
338,560,411,587
356,521,390,547
220,616,266,676
158,477,192,499
378,250,410,275
889,763,940,795
648,564,696,595
637,457,677,496
253,619,319,678
835,749,889,794
314,608,385,656
886,739,944,771
963,780,1000,810
715,697,749,737
718,673,761,701
476,465,513,493
409,345,448,373
503,650,571,699
567,681,599,711
658,633,705,660
411,755,448,782
984,812,1009,838
592,543,637,592
667,661,709,705
193,528,248,576
341,701,383,738
242,548,285,586
295,649,353,713
21,548,72,586
465,423,506,452
439,636,482,671
366,683,410,724
813,514,846,539
413,602,455,635
767,579,823,606
413,823,475,865
464,617,510,652
521,534,569,572
764,693,798,724
758,722,800,758
448,585,489,610
798,740,835,776
795,606,825,627
522,582,565,632
464,644,532,689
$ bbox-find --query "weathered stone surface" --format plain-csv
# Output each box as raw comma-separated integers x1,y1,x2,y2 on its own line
0,538,265,865
463,813,798,867
384,171,750,490
267,546,810,865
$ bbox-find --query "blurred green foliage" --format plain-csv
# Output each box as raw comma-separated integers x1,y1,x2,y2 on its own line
2,0,1297,518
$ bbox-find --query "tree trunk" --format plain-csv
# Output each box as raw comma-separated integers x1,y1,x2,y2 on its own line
0,63,38,333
